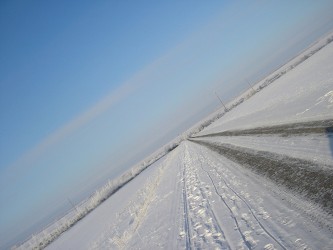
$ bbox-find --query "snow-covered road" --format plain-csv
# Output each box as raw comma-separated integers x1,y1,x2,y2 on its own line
48,137,333,249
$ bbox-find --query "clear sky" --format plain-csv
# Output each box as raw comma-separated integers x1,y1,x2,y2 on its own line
1,0,333,247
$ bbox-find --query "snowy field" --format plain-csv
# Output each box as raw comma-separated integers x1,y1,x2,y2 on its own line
16,37,333,249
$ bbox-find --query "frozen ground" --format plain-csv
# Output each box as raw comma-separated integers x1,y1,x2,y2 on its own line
47,139,333,249
17,37,333,249
197,39,333,135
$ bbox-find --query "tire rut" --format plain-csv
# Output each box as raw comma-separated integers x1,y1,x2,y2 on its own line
202,166,253,249
191,139,333,216
198,156,287,250
193,119,333,138
182,145,229,249
181,157,192,249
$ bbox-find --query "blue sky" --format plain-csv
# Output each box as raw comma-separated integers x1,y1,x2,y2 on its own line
1,0,333,247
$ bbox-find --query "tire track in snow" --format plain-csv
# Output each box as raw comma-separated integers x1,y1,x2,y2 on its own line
193,119,333,138
195,149,287,250
182,144,229,249
198,162,253,250
187,163,229,248
181,153,192,249
200,134,333,166
184,142,252,249
211,167,287,250
189,140,333,249
191,139,333,215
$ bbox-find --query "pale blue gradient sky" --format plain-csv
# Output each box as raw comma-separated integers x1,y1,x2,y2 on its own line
1,0,333,248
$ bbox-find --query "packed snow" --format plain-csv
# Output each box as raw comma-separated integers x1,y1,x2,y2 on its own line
15,34,333,250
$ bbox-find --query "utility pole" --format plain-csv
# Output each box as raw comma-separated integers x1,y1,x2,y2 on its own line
67,197,79,214
246,79,255,92
215,92,227,111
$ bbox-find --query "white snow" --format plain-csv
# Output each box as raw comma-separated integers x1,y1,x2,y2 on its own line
47,140,333,249
198,39,333,135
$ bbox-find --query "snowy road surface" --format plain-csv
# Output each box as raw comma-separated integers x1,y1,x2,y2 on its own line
48,137,333,249
46,36,333,249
